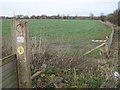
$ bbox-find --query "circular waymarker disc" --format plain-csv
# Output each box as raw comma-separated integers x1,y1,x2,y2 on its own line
17,46,24,54
16,24,23,33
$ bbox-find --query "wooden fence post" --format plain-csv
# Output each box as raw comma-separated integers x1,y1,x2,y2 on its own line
14,20,32,88
12,19,16,54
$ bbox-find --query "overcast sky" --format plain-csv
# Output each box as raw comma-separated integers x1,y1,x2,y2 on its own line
0,0,119,16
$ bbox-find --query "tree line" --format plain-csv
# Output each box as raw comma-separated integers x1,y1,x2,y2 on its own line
0,14,99,20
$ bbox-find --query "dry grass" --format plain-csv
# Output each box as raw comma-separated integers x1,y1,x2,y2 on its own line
29,36,98,70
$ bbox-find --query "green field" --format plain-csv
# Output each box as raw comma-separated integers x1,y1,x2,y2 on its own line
2,19,112,56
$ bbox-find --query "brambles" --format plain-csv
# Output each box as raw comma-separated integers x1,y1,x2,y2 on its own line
32,66,103,88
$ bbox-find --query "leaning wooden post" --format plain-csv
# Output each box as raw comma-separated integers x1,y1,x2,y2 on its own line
14,20,32,88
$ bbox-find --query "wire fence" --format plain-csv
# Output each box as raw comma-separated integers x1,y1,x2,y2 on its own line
99,21,115,53
108,26,115,52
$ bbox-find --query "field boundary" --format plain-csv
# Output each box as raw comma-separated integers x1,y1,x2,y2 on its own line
108,26,114,51
100,21,115,52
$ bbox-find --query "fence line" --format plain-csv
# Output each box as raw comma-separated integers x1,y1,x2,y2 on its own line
99,21,115,52
108,26,115,52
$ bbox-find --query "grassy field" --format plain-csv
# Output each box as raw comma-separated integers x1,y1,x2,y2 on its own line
29,19,112,56
2,19,112,56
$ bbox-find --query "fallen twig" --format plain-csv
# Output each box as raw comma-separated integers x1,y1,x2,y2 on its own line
31,70,43,80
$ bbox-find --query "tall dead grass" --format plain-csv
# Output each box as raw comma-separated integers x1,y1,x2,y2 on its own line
29,36,101,81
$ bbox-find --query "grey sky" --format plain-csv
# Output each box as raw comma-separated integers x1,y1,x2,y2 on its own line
0,0,119,16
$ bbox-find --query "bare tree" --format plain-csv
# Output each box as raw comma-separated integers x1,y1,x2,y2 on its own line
100,13,106,21
90,13,94,20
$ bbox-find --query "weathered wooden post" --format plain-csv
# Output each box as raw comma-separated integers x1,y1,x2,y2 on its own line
12,19,16,54
14,20,32,88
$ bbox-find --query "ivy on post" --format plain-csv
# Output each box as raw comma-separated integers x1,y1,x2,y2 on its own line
14,20,32,88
